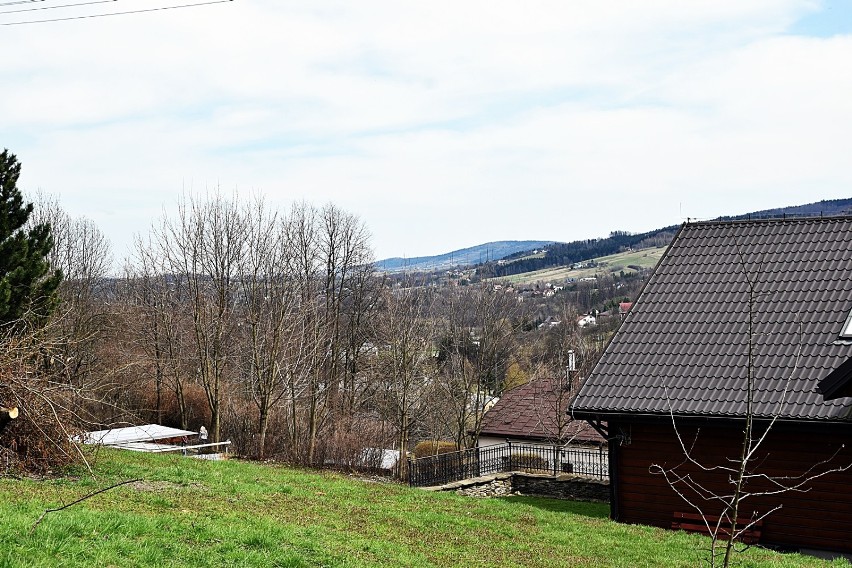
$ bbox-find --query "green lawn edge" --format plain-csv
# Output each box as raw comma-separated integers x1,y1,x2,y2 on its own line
0,450,845,568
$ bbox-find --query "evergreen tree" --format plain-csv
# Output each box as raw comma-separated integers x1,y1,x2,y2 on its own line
0,149,62,325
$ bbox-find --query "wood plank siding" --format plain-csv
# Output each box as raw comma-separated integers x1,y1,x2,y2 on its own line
611,420,852,553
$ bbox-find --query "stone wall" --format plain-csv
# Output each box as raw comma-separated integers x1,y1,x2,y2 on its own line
454,475,513,498
511,473,609,502
440,472,609,503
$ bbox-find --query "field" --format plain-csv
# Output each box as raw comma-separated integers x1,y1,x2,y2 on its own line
497,246,668,285
0,450,845,567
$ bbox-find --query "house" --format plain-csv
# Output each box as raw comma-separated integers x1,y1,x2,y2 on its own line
479,377,604,449
571,217,852,554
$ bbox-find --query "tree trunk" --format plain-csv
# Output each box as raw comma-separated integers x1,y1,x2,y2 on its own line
0,406,19,435
258,407,269,460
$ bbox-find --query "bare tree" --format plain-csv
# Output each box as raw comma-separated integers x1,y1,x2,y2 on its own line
371,287,437,477
284,202,376,464
235,199,317,459
436,284,519,448
121,196,379,461
316,203,375,417
123,235,196,429
142,193,247,443
29,192,114,396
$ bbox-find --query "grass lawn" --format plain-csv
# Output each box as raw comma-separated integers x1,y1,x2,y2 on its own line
0,450,846,568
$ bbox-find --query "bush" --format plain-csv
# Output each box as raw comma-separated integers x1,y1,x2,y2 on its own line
413,440,458,459
508,452,550,473
0,326,80,475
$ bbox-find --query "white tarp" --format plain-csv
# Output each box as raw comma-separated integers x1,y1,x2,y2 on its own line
362,448,400,470
82,424,197,446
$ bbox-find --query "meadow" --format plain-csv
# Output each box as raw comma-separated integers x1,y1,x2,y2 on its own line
0,450,845,568
497,246,668,285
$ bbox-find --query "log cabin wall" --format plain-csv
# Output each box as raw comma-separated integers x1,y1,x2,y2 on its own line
611,419,852,553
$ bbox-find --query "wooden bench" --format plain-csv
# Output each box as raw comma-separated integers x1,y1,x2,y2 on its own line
672,511,763,545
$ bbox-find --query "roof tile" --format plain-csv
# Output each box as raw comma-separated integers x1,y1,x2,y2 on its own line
480,377,605,444
572,217,852,422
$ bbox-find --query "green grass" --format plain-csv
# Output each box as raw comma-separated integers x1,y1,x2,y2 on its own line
0,450,845,567
498,246,668,285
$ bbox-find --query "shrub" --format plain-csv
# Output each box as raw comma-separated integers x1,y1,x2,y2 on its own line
413,440,458,459
0,325,80,475
509,452,549,473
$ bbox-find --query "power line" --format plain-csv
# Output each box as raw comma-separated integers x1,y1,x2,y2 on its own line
0,0,232,25
0,0,99,8
0,1,46,8
1,0,118,15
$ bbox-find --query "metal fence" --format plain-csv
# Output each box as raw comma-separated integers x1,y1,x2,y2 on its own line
408,442,608,487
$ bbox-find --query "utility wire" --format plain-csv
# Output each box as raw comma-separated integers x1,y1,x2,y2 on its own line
0,0,101,8
0,0,47,7
0,0,232,25
1,0,117,15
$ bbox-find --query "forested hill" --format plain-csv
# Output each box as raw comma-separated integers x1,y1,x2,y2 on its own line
485,227,677,278
483,198,852,278
376,240,553,272
717,198,852,221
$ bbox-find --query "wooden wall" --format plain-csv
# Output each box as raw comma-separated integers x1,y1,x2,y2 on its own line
611,419,852,552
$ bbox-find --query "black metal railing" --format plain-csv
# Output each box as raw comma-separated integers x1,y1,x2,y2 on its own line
408,442,608,487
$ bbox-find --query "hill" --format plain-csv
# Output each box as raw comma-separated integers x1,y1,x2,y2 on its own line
375,198,852,278
721,198,852,221
484,227,677,278
482,197,852,279
496,245,668,285
0,450,832,567
375,240,554,272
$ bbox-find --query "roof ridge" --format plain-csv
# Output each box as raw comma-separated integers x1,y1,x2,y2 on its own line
684,214,852,227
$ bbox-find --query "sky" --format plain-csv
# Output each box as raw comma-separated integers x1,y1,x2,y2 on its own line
2,0,852,268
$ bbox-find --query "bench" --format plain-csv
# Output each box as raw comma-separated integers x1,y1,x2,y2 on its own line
672,511,763,545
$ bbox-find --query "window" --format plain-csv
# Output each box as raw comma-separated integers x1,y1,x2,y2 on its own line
842,309,852,339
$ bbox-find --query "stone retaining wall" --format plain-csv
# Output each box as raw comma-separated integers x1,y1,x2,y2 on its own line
511,473,609,502
455,476,513,498
439,472,609,502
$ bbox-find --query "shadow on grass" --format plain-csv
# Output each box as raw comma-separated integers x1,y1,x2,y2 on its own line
494,495,609,519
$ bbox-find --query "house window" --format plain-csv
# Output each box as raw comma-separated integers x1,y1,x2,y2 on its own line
842,309,852,339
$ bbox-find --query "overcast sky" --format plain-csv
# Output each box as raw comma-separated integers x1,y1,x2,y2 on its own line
2,1,851,266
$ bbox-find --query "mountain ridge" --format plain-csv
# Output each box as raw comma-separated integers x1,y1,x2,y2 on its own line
375,198,852,275
375,240,554,273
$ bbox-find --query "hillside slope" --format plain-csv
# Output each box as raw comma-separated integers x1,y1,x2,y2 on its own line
483,197,852,278
376,240,553,272
0,450,831,567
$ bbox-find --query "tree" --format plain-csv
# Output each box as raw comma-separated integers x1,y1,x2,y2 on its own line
125,235,195,429
29,192,113,394
372,286,437,477
435,284,519,448
284,202,376,465
133,192,248,444
235,198,311,459
0,150,61,325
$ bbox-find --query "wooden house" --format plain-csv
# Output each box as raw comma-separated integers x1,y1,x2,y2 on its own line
571,217,852,554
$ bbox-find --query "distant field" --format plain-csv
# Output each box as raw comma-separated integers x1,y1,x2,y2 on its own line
0,450,840,567
497,246,668,285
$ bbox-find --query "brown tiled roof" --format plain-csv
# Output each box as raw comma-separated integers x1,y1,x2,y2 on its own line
480,377,605,444
572,217,852,422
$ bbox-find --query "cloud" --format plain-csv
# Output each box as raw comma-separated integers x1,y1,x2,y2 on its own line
2,0,849,263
